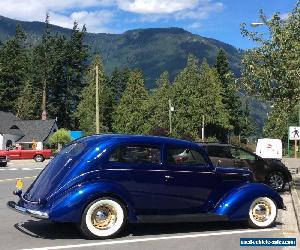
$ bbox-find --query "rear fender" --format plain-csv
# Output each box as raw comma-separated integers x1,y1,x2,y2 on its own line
48,181,137,223
213,183,284,221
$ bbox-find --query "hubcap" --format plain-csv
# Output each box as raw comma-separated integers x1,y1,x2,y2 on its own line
91,205,117,230
269,173,284,190
251,200,271,222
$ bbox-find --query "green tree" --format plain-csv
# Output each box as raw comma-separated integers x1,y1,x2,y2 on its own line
15,81,40,119
112,70,149,134
76,55,111,135
214,49,242,136
172,55,230,139
145,71,171,133
239,99,258,138
241,2,300,138
49,128,72,150
61,22,89,128
0,25,29,112
109,66,131,103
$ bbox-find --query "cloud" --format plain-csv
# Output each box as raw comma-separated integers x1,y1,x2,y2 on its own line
0,0,224,33
116,0,198,14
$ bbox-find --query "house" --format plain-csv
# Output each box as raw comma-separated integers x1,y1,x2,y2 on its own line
0,111,58,150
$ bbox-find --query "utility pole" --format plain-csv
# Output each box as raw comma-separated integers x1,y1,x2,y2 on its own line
201,115,205,141
168,99,173,134
95,65,100,134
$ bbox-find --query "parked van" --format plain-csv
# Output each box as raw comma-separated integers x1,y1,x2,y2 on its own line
256,138,282,160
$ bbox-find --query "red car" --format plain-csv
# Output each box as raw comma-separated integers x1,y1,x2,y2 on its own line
0,149,52,162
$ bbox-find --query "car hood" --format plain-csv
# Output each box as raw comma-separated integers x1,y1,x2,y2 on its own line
23,136,110,203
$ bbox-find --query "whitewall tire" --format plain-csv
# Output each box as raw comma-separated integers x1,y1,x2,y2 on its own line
248,197,277,228
79,198,126,239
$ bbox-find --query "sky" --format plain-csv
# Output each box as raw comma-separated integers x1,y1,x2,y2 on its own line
0,0,297,49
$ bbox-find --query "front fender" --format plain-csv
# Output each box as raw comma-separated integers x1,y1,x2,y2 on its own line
213,183,284,221
48,180,137,223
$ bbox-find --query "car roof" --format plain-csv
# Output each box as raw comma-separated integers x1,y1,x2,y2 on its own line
197,143,231,147
79,134,201,148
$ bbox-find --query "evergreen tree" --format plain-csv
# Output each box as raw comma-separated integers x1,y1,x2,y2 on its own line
239,99,257,138
146,71,171,133
15,80,40,119
109,67,131,103
0,25,29,112
112,70,149,134
76,55,110,135
214,49,242,136
172,54,202,138
61,22,89,128
172,54,230,139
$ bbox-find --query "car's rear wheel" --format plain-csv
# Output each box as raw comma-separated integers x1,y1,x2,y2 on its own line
79,198,126,239
248,197,277,228
267,171,286,192
34,154,44,162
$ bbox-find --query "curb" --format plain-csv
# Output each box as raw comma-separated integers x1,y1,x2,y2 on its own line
290,186,300,232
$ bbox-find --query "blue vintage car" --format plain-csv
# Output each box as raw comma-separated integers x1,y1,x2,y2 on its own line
8,135,285,239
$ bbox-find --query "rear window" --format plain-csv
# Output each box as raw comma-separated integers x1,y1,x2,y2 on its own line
109,145,161,164
59,142,87,157
205,146,232,158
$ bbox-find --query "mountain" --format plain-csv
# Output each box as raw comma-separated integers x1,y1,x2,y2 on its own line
0,15,242,88
0,15,267,131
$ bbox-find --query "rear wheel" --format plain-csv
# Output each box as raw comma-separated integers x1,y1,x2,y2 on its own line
34,154,44,162
267,171,286,192
79,198,126,239
248,197,277,228
0,162,7,167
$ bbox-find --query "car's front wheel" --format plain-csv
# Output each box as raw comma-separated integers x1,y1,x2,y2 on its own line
79,198,126,239
248,197,277,228
0,162,7,167
267,171,286,192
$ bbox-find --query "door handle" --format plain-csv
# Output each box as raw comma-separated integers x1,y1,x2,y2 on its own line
164,175,174,180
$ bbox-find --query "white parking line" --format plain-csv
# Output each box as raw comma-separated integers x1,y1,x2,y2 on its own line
0,176,37,182
0,167,43,171
21,228,280,250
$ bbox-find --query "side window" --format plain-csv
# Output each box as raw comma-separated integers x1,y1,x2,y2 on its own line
167,147,207,165
206,146,232,158
230,148,256,161
109,145,161,164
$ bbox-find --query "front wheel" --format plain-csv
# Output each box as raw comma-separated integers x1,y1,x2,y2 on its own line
267,171,286,192
79,198,126,239
248,197,277,228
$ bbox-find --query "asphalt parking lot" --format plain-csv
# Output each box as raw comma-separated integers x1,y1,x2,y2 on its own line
0,160,298,250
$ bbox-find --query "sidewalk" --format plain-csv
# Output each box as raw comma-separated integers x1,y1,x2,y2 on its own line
291,173,300,232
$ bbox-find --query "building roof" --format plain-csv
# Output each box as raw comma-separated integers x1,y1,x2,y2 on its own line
0,111,22,134
16,119,57,142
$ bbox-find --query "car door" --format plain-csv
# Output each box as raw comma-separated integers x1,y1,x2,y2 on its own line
104,143,169,215
162,144,220,214
205,145,235,168
229,147,266,182
7,149,21,160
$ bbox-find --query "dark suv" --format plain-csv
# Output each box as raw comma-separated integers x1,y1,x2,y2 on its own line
200,143,292,191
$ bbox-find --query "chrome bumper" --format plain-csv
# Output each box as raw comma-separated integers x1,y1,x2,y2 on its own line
7,201,49,219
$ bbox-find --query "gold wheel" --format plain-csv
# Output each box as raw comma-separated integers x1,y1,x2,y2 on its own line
251,200,271,223
91,204,117,230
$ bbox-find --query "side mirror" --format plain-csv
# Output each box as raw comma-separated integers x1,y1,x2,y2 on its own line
216,160,222,167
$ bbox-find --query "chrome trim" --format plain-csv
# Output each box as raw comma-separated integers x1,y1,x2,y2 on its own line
7,201,49,219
